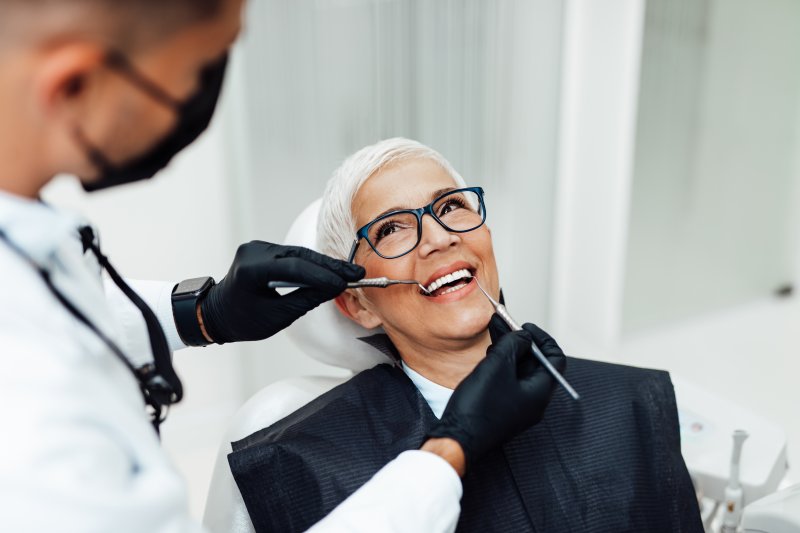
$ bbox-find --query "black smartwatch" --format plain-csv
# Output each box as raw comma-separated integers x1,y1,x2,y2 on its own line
172,277,216,347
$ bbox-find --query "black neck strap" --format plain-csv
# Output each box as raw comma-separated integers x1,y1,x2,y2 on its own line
0,226,182,435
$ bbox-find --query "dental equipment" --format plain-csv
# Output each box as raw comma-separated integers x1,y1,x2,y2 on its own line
672,377,788,531
268,277,430,293
742,484,800,533
473,279,580,401
721,429,749,532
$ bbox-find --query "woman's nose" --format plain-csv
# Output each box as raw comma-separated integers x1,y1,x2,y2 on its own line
416,215,459,257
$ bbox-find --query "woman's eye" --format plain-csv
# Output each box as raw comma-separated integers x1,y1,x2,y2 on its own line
374,222,399,241
439,198,465,216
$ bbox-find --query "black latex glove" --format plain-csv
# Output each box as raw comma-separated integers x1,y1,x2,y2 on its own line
427,314,567,468
200,241,365,344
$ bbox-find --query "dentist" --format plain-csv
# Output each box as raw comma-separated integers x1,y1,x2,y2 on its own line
0,0,561,532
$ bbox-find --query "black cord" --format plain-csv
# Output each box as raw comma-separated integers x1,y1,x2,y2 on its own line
78,227,183,406
0,227,181,435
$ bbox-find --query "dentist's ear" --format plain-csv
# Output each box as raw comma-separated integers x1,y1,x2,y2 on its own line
334,291,383,329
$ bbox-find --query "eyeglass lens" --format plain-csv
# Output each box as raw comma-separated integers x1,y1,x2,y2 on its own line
367,189,484,258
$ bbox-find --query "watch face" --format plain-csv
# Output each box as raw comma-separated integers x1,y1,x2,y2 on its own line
176,277,211,295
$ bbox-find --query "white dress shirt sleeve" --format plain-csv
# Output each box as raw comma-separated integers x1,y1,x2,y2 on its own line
104,279,187,367
306,450,462,533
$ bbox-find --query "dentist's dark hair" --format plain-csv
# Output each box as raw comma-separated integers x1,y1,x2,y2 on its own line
0,0,227,51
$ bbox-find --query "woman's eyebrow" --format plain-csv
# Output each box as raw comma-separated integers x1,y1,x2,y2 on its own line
429,187,457,200
370,187,458,220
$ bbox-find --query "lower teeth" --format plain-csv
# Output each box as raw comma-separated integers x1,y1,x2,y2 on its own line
439,282,467,296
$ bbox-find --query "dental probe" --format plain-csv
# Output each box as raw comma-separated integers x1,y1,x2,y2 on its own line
268,277,430,293
474,279,580,401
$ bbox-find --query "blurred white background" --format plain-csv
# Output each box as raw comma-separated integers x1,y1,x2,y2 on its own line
42,0,800,519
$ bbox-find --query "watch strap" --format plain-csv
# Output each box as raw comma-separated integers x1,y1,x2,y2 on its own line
172,277,215,347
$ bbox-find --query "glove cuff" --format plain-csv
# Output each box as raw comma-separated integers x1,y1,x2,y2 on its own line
426,418,478,469
199,288,231,345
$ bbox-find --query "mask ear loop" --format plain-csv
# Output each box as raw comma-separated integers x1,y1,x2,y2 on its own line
69,50,181,179
103,50,182,110
72,126,116,175
69,49,183,180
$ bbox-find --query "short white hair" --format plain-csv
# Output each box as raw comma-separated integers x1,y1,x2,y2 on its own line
317,137,467,260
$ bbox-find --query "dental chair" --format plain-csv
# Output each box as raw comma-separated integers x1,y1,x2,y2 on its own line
202,199,391,533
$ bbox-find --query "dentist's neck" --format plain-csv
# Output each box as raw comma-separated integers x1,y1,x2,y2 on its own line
391,330,492,390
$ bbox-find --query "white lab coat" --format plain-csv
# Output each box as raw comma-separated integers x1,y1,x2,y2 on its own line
0,191,461,533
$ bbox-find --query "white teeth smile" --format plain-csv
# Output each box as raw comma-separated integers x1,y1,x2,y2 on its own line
425,268,473,295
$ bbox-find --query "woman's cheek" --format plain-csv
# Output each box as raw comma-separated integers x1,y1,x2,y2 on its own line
362,256,388,279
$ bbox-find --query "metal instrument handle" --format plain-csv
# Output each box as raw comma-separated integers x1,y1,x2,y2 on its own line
496,303,580,401
349,277,391,288
268,277,392,290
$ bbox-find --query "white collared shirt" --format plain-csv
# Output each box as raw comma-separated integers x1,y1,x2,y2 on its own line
0,190,461,533
401,362,455,419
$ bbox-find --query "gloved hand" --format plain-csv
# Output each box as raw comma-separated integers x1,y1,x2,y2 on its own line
426,314,567,468
200,241,365,343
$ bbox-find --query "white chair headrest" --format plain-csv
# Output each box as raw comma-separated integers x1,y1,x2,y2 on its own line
282,199,392,371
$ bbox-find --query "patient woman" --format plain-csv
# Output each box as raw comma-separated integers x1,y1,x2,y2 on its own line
228,138,703,532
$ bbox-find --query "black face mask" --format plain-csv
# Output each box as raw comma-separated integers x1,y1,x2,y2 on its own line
78,50,229,192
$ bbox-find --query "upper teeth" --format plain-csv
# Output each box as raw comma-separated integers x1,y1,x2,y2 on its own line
426,268,472,293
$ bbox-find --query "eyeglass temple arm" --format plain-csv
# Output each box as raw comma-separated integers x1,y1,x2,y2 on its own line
346,240,360,263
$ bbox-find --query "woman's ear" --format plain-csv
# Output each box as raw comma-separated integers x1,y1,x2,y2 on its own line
334,291,382,329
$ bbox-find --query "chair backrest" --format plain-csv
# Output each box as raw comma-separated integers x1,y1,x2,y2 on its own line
203,199,391,533
202,376,350,533
280,198,392,372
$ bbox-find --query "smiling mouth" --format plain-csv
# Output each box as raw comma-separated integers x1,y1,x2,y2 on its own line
420,268,475,297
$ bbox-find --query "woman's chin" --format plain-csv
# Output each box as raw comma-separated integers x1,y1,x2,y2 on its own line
429,314,492,342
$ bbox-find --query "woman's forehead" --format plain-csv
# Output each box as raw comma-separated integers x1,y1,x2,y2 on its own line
353,159,459,225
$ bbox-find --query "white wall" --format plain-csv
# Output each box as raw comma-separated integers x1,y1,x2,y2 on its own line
552,0,800,483
550,0,646,349
624,0,800,332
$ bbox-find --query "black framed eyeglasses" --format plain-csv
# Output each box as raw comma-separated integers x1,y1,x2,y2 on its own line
347,186,486,262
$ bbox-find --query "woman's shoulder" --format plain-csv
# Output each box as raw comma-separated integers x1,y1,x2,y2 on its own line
557,356,678,411
566,355,668,376
566,355,672,386
302,363,415,416
234,363,422,449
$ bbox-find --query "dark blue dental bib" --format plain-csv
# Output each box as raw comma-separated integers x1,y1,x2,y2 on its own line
228,357,703,532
